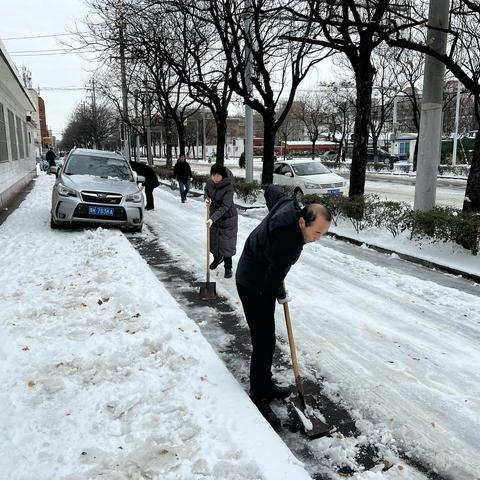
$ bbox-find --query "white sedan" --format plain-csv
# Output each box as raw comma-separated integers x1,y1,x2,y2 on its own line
273,159,348,202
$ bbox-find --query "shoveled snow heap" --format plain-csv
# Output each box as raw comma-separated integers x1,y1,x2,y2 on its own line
0,174,310,480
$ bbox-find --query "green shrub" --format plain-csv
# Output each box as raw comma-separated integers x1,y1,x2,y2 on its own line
152,165,174,180
235,179,262,203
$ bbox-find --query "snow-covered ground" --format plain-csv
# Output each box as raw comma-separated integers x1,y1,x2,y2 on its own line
0,175,311,480
145,184,480,479
1,173,479,480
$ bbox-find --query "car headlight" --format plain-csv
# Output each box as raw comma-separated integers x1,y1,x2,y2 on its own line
126,191,143,203
304,182,320,189
58,183,77,197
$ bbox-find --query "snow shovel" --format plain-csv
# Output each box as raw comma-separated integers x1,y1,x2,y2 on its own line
199,203,217,299
283,302,330,438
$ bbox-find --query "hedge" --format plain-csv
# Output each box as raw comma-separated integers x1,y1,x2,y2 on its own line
304,194,479,255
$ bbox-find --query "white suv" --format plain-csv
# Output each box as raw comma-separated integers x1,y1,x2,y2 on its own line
273,159,347,202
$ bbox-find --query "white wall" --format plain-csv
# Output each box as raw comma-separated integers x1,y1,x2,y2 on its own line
0,68,36,207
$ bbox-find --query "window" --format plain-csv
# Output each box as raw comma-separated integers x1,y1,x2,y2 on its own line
16,116,24,159
64,154,133,181
399,142,410,156
23,122,29,157
0,103,8,162
7,110,18,160
291,162,330,176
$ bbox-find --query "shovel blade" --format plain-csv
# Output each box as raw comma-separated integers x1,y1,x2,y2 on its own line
199,282,217,299
290,394,330,439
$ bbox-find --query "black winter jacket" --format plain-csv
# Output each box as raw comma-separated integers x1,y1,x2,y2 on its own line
129,161,159,188
236,185,304,296
173,160,192,181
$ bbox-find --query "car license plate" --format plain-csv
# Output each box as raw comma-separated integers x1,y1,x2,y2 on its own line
88,206,114,217
327,188,340,196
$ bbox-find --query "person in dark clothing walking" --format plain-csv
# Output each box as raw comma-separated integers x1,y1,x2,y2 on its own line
236,185,331,428
204,164,238,279
129,161,160,210
173,155,193,203
46,148,57,174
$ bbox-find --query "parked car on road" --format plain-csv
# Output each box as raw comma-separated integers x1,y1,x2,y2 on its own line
367,148,399,164
319,150,339,161
273,159,348,202
50,148,145,232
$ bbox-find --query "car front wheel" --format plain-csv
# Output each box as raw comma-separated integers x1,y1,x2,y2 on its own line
50,217,59,229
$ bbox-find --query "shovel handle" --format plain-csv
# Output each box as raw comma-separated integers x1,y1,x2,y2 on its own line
283,302,306,401
206,203,211,283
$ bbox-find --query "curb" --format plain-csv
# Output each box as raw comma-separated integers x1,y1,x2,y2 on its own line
328,232,480,285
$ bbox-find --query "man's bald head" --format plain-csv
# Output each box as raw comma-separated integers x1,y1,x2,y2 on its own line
298,203,331,243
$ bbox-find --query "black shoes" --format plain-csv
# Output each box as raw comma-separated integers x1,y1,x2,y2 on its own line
145,206,154,210
267,383,292,401
209,257,224,270
252,398,281,430
224,268,233,278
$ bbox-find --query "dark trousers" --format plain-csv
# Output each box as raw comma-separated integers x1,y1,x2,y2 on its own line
236,282,276,400
213,255,232,269
145,185,154,209
178,179,190,202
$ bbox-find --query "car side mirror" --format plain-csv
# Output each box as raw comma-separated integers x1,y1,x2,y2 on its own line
137,175,146,185
50,166,58,175
285,171,293,177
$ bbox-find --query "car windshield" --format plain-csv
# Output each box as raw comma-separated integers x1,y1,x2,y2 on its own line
291,162,330,176
64,155,133,181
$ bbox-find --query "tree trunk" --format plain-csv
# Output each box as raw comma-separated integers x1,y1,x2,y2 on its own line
371,134,379,163
176,121,186,157
349,63,375,198
215,109,228,166
261,114,277,184
165,117,174,168
310,132,319,159
413,137,419,171
463,127,480,212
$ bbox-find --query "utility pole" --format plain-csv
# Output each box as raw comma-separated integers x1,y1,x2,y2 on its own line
202,110,207,161
118,4,131,161
452,80,461,166
244,0,254,182
414,0,450,211
91,78,97,149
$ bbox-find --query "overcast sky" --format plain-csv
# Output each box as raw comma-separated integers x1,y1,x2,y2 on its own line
1,0,96,140
2,1,338,142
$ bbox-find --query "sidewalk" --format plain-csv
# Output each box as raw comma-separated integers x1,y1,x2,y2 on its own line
0,174,311,480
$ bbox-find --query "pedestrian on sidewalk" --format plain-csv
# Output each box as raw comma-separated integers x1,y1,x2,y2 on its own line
129,161,159,210
173,155,193,203
204,164,238,279
235,185,331,428
46,148,57,175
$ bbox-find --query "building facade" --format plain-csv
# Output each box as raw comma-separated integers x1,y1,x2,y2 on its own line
0,39,37,209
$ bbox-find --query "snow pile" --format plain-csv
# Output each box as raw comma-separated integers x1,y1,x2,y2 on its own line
0,174,310,480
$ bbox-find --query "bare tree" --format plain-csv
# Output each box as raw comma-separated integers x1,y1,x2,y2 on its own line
186,0,330,183
385,0,480,211
284,1,425,199
369,49,398,160
61,100,119,150
293,92,326,159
